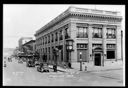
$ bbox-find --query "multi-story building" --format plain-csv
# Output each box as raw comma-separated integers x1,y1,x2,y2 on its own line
22,40,35,53
18,37,33,52
34,6,122,67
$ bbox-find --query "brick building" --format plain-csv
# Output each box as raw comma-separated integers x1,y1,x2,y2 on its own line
34,6,122,67
18,37,33,52
22,40,35,53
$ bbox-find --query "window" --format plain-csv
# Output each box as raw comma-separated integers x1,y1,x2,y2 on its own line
48,35,50,43
45,36,47,44
55,32,58,41
77,44,88,49
77,27,88,38
107,51,115,59
107,44,116,49
51,34,54,42
48,47,50,53
65,28,70,39
92,44,102,48
59,30,63,40
92,27,102,38
106,28,116,39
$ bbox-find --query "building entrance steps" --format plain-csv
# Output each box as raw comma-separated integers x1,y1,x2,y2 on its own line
49,60,123,73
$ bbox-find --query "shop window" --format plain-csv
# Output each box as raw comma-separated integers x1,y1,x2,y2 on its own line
107,51,115,59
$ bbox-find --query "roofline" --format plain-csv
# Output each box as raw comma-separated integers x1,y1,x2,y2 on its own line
22,40,35,46
35,6,122,36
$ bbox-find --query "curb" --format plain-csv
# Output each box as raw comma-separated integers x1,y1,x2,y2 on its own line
49,66,66,72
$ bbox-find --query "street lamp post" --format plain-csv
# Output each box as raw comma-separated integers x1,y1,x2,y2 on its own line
121,30,123,61
79,52,82,71
66,39,74,68
53,47,59,72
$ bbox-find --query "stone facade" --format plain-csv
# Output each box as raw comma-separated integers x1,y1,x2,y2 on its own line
34,6,122,67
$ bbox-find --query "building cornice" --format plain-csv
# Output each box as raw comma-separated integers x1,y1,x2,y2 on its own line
35,6,122,36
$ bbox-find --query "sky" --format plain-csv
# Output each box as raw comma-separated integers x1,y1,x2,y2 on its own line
3,4,125,49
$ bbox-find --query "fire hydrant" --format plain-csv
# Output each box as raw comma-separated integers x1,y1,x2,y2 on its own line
85,66,87,71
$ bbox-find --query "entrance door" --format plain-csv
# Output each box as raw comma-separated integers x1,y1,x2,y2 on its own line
94,53,101,66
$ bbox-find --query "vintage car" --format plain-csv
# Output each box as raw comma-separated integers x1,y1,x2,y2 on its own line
35,60,40,66
8,57,12,62
18,59,23,64
4,61,7,67
37,63,49,72
26,58,35,67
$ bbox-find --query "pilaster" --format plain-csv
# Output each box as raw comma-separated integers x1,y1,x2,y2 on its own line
70,22,77,63
88,24,93,62
116,25,121,60
102,25,107,65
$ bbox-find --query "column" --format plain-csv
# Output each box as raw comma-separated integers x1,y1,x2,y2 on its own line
50,34,53,64
116,25,121,61
88,24,93,62
70,22,77,63
102,25,107,66
63,27,66,64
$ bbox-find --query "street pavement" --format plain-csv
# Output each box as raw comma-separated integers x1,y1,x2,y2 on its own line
3,58,124,86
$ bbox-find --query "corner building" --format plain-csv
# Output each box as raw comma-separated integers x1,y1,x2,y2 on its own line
35,6,122,67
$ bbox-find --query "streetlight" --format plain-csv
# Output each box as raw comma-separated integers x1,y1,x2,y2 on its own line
79,52,82,71
121,30,123,61
66,39,74,68
53,47,59,72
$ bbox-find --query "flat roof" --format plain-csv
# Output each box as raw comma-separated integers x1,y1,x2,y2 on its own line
35,6,122,36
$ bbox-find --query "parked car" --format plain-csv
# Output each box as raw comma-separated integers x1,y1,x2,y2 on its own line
18,59,23,64
35,60,40,66
4,61,7,67
26,59,35,67
8,57,12,62
37,63,49,72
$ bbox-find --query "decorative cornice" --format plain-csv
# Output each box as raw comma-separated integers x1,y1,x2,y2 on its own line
35,6,122,36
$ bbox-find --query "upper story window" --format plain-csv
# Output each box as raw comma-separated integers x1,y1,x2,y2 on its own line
59,30,63,40
43,37,44,45
51,34,54,42
48,35,50,43
106,28,116,39
65,28,70,39
55,32,58,41
92,27,102,38
45,36,47,44
76,26,88,38
48,47,50,53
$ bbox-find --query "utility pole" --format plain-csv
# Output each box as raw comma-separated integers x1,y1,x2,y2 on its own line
121,30,123,61
80,52,82,71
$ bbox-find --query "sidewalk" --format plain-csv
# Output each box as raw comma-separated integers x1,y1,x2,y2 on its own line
49,60,123,73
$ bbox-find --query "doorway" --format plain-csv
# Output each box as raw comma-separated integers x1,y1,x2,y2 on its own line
94,53,101,66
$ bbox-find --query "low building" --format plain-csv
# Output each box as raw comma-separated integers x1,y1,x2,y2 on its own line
22,40,35,54
18,37,33,52
34,6,122,67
